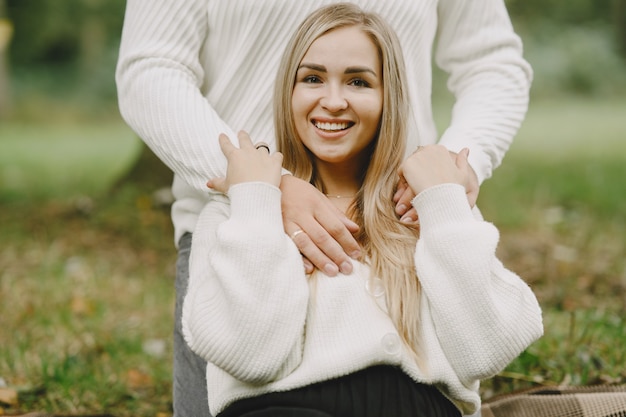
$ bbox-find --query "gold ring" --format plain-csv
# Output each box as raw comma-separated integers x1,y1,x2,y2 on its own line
291,230,305,240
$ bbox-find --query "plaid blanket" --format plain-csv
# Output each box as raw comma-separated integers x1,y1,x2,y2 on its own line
482,385,626,417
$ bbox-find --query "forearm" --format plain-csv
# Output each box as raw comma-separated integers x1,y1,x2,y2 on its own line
436,0,532,183
116,0,234,191
413,185,543,382
182,183,309,383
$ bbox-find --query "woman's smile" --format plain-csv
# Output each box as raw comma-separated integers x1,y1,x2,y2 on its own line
311,118,356,138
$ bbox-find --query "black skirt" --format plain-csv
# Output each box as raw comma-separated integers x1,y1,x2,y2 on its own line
219,365,462,417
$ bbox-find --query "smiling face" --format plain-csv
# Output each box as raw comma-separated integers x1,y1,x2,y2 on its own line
291,25,383,176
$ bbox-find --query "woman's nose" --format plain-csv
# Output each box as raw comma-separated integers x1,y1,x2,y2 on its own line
320,85,348,112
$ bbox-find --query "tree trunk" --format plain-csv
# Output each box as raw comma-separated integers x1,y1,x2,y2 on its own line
112,142,173,192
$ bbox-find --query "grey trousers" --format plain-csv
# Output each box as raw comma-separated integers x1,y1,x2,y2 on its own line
173,233,212,417
171,233,482,417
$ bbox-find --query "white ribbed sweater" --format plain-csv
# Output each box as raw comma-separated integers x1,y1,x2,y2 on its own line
116,0,532,246
182,182,543,415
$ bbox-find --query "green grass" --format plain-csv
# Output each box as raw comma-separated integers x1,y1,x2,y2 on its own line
1,97,625,415
0,122,141,201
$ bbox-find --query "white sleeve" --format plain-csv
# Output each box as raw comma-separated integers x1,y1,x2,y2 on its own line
182,183,309,384
115,0,234,192
435,0,533,183
413,184,543,383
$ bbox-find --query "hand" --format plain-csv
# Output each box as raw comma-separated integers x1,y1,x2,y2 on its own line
395,147,479,220
399,145,473,199
280,175,361,276
207,131,283,192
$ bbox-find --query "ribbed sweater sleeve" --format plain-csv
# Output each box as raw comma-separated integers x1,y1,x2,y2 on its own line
182,183,309,383
435,0,533,183
412,184,543,384
116,0,234,192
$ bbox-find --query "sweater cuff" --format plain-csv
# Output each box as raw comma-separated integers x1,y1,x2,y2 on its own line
227,182,283,229
411,184,475,231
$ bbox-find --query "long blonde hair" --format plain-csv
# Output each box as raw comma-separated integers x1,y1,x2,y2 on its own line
274,4,423,362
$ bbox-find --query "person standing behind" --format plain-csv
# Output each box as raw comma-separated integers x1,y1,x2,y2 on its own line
182,4,543,416
115,1,533,416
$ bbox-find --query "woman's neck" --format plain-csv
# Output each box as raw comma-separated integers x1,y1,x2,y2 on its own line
316,170,359,215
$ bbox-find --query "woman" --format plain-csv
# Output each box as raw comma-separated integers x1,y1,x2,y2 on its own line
183,4,542,417
117,1,533,414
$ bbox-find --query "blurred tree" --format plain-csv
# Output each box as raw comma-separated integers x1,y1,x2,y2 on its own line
81,0,106,76
506,0,613,25
6,0,81,66
6,0,125,66
0,0,12,119
112,145,173,192
5,0,126,107
616,0,626,58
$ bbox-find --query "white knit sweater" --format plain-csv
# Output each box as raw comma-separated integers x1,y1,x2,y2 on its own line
182,182,543,416
116,0,532,246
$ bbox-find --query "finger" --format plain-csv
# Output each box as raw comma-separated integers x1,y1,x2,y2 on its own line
298,215,358,276
288,222,340,277
218,133,236,157
255,141,271,153
302,256,314,274
339,213,359,233
455,147,470,170
395,185,416,216
236,130,255,149
207,177,228,193
400,207,419,224
311,211,360,270
272,152,284,165
393,178,408,203
315,200,361,257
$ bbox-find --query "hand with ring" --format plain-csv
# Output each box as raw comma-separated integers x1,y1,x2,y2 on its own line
207,131,283,193
254,142,271,153
281,175,360,276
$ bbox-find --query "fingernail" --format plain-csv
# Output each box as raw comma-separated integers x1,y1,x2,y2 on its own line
396,204,407,214
401,215,413,223
324,263,339,277
339,261,353,275
350,250,361,259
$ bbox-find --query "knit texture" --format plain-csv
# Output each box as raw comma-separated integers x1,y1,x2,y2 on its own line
115,0,532,245
182,183,543,416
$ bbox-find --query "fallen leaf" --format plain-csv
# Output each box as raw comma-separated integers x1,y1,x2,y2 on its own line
71,294,95,316
125,368,152,389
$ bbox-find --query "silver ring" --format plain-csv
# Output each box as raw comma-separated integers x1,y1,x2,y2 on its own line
255,142,270,153
291,230,305,240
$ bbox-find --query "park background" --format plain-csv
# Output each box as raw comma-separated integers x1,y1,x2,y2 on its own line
1,1,625,416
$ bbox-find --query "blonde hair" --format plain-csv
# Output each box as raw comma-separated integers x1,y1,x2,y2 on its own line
274,4,423,363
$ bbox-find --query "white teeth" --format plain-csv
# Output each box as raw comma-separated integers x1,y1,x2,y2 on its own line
314,121,349,131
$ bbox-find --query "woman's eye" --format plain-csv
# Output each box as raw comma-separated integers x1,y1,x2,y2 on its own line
303,75,321,84
350,78,370,88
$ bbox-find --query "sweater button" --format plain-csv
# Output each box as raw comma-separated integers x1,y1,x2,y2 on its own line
365,277,385,297
381,333,401,356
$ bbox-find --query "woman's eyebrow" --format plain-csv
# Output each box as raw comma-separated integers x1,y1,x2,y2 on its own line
298,63,326,72
344,66,377,76
298,63,377,77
